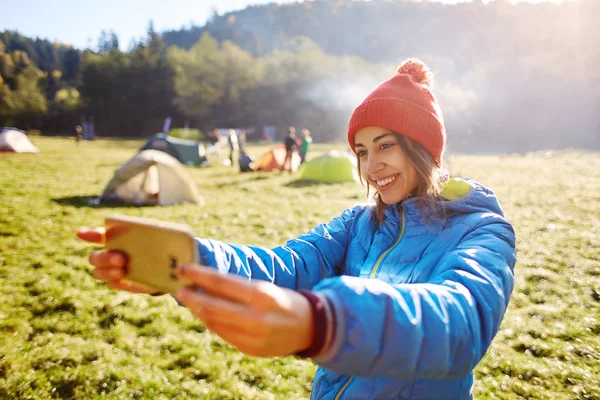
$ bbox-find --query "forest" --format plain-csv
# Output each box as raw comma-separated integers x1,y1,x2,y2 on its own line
1,0,598,153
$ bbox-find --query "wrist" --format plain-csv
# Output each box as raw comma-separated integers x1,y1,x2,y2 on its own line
295,290,336,359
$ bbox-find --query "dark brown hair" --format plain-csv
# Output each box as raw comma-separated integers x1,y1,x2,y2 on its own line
357,133,448,224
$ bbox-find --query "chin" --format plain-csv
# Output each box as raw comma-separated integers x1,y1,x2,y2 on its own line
380,194,404,205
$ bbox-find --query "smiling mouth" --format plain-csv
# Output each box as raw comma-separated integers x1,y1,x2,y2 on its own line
371,175,397,190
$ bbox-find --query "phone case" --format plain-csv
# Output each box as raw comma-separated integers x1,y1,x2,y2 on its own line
104,214,198,294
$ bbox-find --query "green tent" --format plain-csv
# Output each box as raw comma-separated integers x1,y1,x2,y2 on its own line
297,151,358,183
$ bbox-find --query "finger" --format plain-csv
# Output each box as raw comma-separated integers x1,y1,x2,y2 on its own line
92,267,126,281
89,250,127,269
176,265,256,304
77,227,106,244
105,279,156,294
177,265,279,309
176,286,268,334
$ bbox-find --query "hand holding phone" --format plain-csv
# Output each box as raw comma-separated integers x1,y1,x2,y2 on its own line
104,214,198,294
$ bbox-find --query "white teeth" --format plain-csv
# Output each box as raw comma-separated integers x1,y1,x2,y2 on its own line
376,176,396,187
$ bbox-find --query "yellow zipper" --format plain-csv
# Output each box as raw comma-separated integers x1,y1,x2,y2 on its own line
369,208,406,279
333,207,406,399
334,377,354,400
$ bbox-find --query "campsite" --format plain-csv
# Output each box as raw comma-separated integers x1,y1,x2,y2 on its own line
1,136,598,399
1,0,599,398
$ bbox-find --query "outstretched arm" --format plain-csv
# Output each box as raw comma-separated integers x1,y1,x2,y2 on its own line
77,206,363,295
195,206,364,290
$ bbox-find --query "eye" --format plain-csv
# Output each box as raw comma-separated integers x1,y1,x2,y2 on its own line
356,150,367,158
380,142,394,150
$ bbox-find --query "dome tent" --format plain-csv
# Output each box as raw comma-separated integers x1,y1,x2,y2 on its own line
254,144,301,172
140,133,208,166
99,150,203,206
0,128,39,153
296,150,359,183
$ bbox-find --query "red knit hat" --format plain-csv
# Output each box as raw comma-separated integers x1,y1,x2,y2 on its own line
347,58,446,167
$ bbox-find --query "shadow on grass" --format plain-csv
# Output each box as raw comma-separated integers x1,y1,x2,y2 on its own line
51,195,154,208
214,174,271,188
210,170,274,179
247,174,271,181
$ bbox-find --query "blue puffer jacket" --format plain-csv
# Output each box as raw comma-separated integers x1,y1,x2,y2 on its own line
195,178,516,399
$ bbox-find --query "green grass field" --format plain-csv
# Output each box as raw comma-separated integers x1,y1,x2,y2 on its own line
1,136,598,399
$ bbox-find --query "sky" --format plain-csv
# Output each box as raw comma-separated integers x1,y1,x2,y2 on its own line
1,0,564,50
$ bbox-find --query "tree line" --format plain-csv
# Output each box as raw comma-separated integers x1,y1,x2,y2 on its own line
1,0,598,152
0,25,387,143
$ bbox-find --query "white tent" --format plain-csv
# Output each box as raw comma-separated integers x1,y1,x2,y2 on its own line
99,150,204,206
0,128,39,153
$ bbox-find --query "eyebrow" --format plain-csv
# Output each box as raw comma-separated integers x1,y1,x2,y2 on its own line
355,132,394,148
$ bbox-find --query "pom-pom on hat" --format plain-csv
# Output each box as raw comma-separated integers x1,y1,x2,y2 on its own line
347,58,446,167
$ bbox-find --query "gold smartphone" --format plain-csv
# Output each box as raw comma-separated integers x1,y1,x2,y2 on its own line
104,214,198,294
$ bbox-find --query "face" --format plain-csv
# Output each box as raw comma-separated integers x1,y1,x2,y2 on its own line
354,126,418,205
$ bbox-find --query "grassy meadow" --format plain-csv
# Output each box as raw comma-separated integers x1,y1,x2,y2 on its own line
0,136,598,399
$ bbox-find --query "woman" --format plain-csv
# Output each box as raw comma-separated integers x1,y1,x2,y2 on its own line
282,126,298,172
227,129,239,166
79,59,516,399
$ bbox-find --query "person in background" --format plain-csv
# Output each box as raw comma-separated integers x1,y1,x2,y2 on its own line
75,125,83,144
208,128,221,147
78,58,516,400
227,129,239,167
282,126,297,172
299,128,312,164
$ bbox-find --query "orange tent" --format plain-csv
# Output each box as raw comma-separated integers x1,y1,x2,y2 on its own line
254,144,301,172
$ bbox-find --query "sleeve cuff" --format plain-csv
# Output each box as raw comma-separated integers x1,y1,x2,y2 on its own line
295,290,336,359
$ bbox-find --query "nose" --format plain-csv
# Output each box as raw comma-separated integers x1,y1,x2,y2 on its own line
365,153,383,176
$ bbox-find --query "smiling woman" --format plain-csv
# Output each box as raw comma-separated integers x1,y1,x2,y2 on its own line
350,59,448,224
80,58,517,400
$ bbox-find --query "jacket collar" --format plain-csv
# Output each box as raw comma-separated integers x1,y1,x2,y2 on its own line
380,176,504,227
380,177,501,234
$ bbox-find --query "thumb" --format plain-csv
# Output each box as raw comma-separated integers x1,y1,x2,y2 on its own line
76,227,106,244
